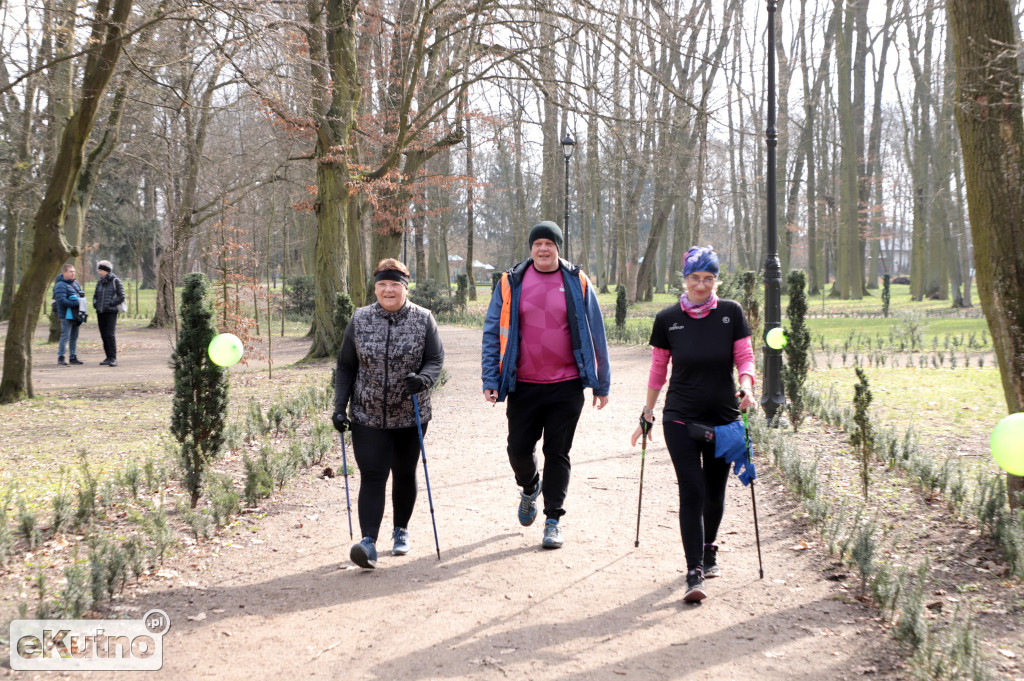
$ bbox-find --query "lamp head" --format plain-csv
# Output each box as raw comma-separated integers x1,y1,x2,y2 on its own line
561,131,575,160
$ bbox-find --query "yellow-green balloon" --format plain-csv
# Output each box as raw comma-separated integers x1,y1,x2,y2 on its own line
208,333,243,367
765,327,787,350
991,413,1024,476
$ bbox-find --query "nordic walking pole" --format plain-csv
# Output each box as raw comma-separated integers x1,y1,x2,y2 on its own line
744,411,764,579
412,393,441,560
634,415,651,547
340,432,354,541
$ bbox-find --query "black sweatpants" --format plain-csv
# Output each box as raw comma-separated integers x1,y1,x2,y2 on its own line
97,311,118,359
506,379,585,520
350,422,425,541
663,420,731,571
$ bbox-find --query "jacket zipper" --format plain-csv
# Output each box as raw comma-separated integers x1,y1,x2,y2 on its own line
383,318,392,428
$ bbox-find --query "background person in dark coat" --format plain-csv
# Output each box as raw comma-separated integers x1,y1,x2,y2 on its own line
93,260,126,367
333,258,445,569
53,264,85,365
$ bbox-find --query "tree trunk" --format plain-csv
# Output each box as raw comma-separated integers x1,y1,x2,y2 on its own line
0,0,134,403
465,116,476,300
936,27,965,307
151,47,224,328
512,104,528,263
537,0,559,222
413,201,426,281
775,0,794,288
947,0,1024,507
347,195,367,305
852,0,869,294
904,1,930,300
836,0,861,299
302,0,361,359
0,58,38,322
307,160,352,355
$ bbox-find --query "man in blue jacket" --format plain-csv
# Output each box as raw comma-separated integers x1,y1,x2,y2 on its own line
482,221,611,549
53,264,86,366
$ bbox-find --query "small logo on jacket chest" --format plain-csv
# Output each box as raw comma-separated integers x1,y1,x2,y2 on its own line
668,323,685,331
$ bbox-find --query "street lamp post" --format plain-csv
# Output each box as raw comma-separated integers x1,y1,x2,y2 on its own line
561,131,576,260
761,0,785,422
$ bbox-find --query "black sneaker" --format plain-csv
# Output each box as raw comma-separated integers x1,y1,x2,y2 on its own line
107,359,118,367
69,357,83,365
684,568,707,602
57,357,68,366
99,358,111,366
704,543,721,578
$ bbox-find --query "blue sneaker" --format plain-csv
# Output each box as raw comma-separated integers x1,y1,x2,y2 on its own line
350,537,378,569
392,527,410,556
518,480,542,526
542,518,563,549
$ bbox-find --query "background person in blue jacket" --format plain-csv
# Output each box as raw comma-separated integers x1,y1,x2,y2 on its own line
481,221,611,550
53,264,85,366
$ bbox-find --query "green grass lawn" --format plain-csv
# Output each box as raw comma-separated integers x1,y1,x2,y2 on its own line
809,366,1007,439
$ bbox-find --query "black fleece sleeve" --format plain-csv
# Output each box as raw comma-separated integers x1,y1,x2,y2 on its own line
334,320,358,416
417,313,445,388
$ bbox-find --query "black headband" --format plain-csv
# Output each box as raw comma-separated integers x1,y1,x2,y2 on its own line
375,270,410,287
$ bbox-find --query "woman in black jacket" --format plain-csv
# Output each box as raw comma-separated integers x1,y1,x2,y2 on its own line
333,258,444,568
93,260,126,366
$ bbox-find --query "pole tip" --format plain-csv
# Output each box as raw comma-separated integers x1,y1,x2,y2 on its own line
634,541,639,547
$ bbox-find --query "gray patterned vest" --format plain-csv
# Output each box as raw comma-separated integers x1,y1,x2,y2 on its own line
349,302,432,429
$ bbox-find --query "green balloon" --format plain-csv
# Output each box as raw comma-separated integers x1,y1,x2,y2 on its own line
208,333,243,367
991,413,1024,476
765,327,787,350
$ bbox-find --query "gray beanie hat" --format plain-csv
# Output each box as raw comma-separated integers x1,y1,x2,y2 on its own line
97,260,113,273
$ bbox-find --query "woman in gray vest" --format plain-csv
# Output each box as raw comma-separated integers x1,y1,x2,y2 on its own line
333,258,444,568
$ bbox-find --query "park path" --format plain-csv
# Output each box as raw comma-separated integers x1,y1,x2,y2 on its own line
9,320,313,395
11,325,904,680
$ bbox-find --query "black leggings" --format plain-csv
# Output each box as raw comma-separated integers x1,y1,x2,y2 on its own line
663,420,731,571
97,311,118,359
350,422,425,541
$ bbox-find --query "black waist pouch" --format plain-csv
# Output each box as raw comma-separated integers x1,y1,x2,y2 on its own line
687,422,715,444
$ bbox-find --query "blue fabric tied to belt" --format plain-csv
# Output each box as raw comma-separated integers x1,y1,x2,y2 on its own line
714,420,757,485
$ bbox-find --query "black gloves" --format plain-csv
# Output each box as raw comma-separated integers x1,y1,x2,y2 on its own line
404,372,428,395
639,412,655,435
332,412,349,433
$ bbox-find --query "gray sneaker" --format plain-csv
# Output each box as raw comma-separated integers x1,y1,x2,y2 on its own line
542,518,563,549
350,537,378,569
518,479,542,526
392,527,410,556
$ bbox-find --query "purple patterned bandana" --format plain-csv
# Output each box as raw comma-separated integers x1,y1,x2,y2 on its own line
683,245,720,277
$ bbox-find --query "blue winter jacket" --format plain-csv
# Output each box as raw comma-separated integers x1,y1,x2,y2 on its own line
53,274,84,318
481,258,610,402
